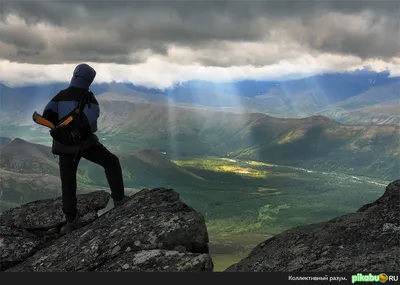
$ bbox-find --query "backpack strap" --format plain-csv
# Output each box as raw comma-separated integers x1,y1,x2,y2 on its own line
72,90,91,162
75,89,90,115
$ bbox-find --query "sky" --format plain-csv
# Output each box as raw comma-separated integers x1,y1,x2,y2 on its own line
0,0,399,89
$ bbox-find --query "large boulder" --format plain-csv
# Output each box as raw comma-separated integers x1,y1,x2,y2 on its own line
0,190,110,271
225,180,400,272
2,187,213,272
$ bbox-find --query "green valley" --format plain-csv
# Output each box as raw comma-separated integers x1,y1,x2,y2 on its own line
5,100,398,180
170,156,390,271
0,141,389,270
0,99,398,271
0,137,389,270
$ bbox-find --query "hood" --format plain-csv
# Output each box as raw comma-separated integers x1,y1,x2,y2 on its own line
69,63,97,89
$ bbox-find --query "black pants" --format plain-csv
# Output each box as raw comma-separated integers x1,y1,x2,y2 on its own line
59,142,125,222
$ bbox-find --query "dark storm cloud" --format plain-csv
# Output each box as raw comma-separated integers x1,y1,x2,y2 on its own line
0,0,399,65
0,22,47,50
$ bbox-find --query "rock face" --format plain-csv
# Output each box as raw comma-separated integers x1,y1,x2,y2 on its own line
0,190,110,271
0,188,213,272
226,180,400,272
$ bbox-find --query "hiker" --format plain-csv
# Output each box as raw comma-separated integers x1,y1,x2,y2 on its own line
42,63,129,233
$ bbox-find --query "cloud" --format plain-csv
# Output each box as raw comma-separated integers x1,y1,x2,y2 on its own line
0,0,399,66
0,1,399,87
1,55,399,89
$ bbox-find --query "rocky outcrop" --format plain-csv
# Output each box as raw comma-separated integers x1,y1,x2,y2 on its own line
226,180,400,272
0,190,109,271
0,188,213,272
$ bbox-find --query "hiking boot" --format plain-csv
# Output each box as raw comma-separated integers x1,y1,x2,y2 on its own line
113,196,130,208
66,214,81,234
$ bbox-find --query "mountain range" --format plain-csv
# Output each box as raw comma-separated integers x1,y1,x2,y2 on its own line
1,69,399,125
1,97,398,180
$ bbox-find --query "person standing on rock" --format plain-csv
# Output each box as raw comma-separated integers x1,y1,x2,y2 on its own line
41,63,130,233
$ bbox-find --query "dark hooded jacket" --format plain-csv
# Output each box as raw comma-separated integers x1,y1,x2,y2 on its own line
43,63,100,155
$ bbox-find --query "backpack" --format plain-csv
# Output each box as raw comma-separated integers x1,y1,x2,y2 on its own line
49,90,92,146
